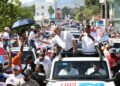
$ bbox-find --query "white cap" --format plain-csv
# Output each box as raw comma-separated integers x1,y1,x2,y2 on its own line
12,65,20,70
48,50,54,53
6,78,15,85
36,50,43,56
4,27,10,31
31,26,36,29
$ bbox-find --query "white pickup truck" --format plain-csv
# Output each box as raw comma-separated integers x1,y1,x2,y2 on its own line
46,56,116,86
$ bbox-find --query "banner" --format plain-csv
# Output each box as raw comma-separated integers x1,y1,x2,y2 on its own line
0,56,5,63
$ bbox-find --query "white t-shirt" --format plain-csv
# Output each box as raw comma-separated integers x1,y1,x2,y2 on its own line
4,73,24,86
3,73,24,79
81,34,96,54
50,35,65,49
86,67,107,75
58,68,79,75
34,56,52,79
28,31,36,40
2,32,10,39
0,82,6,86
50,31,75,51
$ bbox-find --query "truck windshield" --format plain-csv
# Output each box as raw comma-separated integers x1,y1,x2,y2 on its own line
53,61,109,80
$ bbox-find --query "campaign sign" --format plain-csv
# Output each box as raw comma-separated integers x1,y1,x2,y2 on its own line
0,55,5,63
79,83,104,86
99,34,109,42
96,20,104,26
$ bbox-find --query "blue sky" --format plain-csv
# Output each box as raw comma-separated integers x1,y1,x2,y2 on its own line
20,0,84,7
57,0,84,8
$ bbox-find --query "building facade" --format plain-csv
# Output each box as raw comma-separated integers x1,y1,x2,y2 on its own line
99,0,120,32
109,0,120,32
34,0,55,25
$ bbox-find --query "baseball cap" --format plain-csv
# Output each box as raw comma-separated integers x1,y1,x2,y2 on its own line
12,65,20,71
6,78,15,85
4,27,10,31
31,26,36,30
36,50,43,56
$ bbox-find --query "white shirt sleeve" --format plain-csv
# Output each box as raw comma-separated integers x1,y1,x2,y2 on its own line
3,73,10,78
85,67,94,75
28,31,36,40
49,35,57,45
58,69,67,75
50,35,65,49
34,58,40,64
73,69,79,75
2,32,10,39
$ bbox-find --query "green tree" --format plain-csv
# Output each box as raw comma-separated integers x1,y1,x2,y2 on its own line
74,6,85,21
85,0,100,7
0,0,21,31
0,0,34,31
48,6,54,16
74,0,100,21
61,7,71,18
75,12,83,22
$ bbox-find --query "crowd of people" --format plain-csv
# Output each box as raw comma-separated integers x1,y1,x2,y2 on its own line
0,20,120,85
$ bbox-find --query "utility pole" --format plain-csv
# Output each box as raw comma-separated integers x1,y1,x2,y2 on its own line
105,0,108,31
54,0,57,22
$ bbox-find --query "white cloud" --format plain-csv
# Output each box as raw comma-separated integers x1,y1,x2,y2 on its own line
20,0,34,4
46,0,55,3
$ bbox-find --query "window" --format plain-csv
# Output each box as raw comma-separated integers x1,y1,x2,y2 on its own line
41,13,44,15
53,61,109,80
37,12,39,16
41,6,44,9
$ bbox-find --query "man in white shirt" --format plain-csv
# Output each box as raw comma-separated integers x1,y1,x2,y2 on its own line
59,63,79,75
6,78,15,86
1,27,11,50
34,49,52,79
40,25,77,57
80,25,96,56
3,65,24,79
86,63,107,76
28,26,36,49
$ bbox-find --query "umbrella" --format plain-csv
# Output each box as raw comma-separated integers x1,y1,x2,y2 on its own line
12,18,34,29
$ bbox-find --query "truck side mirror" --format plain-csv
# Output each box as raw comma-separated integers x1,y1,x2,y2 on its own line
114,72,120,80
114,72,120,86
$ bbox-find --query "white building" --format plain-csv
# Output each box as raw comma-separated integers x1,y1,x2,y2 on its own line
99,0,120,32
34,0,55,24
